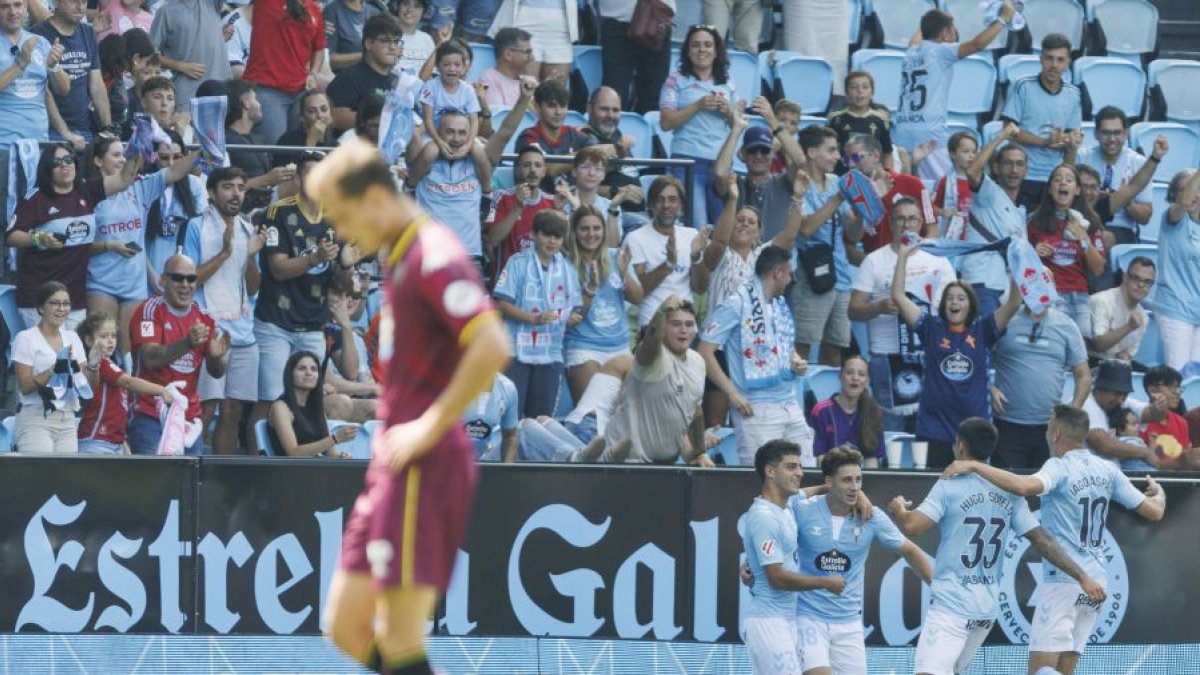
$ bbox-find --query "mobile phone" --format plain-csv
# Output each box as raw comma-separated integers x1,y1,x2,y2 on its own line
52,232,68,243
125,242,143,252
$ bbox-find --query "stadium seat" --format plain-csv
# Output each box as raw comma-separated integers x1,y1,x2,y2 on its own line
330,421,371,459
850,49,905,112
254,419,275,457
848,0,864,45
1092,0,1159,64
572,45,603,98
643,110,674,158
806,366,841,403
942,0,1008,51
618,111,654,160
872,0,936,49
757,50,777,97
776,55,835,114
466,43,496,82
1023,0,1085,53
1135,310,1163,366
981,119,1004,145
947,55,997,125
799,115,828,131
883,431,915,468
1108,243,1156,275
1075,57,1146,120
1182,377,1200,410
1130,371,1146,400
729,49,761,104
1142,183,1168,243
671,0,702,45
502,111,539,156
1128,122,1200,184
0,415,11,452
492,166,514,190
1148,60,1200,130
997,54,1043,85
564,110,587,128
851,321,870,358
706,427,740,466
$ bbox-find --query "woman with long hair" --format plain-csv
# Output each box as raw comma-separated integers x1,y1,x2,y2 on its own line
87,135,197,357
145,129,207,292
1027,163,1109,334
11,282,96,453
562,205,642,401
242,0,327,150
268,350,356,457
659,24,735,227
809,355,884,467
6,143,142,330
892,243,1023,468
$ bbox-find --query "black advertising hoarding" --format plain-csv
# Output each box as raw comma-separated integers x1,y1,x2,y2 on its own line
0,457,197,634
1,457,1198,646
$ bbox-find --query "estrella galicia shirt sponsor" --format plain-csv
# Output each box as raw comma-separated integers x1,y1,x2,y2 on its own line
914,314,1001,442
255,196,336,332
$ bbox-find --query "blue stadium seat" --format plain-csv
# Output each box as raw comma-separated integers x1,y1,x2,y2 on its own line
618,111,654,160
848,0,864,45
706,427,740,466
947,54,997,124
1128,122,1200,184
850,49,905,112
1130,371,1146,401
671,1,702,45
330,421,371,459
572,45,603,98
1148,59,1200,131
997,54,1044,85
942,0,1008,51
502,111,539,156
1108,243,1157,276
1182,377,1200,410
466,43,496,82
799,115,828,131
757,50,776,97
1023,0,1085,52
872,0,936,49
777,55,835,114
1142,183,1168,243
564,110,587,128
981,119,1004,145
492,166,514,190
643,110,674,157
0,415,11,452
806,366,841,403
729,49,761,103
1075,57,1146,120
1092,0,1159,64
639,173,656,197
254,419,275,457
1135,310,1163,367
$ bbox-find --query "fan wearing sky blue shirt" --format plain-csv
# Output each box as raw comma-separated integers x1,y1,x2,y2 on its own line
740,440,844,675
943,405,1165,675
790,446,933,675
888,417,1104,675
462,373,519,462
892,1,1014,181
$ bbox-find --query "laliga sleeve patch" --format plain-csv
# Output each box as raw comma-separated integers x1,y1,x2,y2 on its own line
760,539,775,557
140,320,155,338
443,280,484,318
265,226,279,247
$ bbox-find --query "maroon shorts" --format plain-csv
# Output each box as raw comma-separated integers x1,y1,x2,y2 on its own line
339,443,478,591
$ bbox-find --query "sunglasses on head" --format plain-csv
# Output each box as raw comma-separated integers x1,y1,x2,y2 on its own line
51,155,75,168
166,272,198,284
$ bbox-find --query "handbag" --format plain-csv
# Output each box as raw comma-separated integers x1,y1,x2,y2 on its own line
798,212,838,294
627,0,674,52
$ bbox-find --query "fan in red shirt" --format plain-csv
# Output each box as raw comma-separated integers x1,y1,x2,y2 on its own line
485,145,554,285
242,0,327,149
127,255,231,456
844,134,936,252
307,140,510,675
1026,164,1107,304
1140,365,1200,469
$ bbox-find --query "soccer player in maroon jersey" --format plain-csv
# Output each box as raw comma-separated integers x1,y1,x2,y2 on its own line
307,140,511,675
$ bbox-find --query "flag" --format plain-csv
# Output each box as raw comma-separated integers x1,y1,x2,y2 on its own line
191,95,229,166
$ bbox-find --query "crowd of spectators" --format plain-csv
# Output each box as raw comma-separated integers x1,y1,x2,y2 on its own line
1,0,1199,474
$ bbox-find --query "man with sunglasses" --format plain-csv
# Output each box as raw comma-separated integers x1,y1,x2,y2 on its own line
845,134,934,254
128,254,231,455
327,14,402,133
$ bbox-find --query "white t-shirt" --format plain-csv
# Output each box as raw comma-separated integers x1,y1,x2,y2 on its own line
851,246,955,355
624,223,699,326
708,242,771,311
604,344,705,463
395,29,435,78
1087,287,1146,360
11,326,88,409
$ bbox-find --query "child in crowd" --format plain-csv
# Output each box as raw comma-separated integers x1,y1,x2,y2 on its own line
1109,406,1155,473
97,0,153,42
933,131,979,239
494,210,582,419
418,40,480,156
768,99,802,176
827,70,895,172
76,312,177,455
517,79,595,190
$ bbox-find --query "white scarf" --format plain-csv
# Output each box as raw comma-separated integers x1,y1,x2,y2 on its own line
197,205,251,322
738,278,795,390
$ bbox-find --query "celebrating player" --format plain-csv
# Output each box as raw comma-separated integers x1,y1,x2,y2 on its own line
792,446,933,675
307,140,511,675
889,417,1105,675
741,440,846,675
943,405,1166,675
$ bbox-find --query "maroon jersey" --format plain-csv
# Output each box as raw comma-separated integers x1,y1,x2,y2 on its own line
78,357,128,443
130,296,216,420
12,178,106,308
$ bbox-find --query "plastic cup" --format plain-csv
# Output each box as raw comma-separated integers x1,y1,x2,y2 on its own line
912,441,929,470
886,440,905,469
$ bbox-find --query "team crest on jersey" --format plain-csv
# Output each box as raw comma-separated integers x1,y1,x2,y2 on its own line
997,509,1129,645
760,539,775,557
265,227,279,247
443,280,483,318
140,321,154,337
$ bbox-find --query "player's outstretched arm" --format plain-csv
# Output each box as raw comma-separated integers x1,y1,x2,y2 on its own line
888,496,935,536
1136,475,1167,521
1024,527,1107,603
897,540,934,585
764,565,846,595
942,460,1044,497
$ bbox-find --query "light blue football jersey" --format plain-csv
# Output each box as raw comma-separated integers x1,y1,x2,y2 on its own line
742,496,800,618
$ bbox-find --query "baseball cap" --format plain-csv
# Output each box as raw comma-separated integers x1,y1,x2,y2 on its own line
742,126,773,152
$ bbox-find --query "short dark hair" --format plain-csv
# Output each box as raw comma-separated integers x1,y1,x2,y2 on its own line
531,209,568,237
1107,405,1136,432
207,166,247,192
1050,404,1089,442
799,125,838,153
920,9,955,40
755,440,801,481
1042,33,1072,53
1144,365,1183,391
362,14,402,48
434,39,471,66
35,280,69,309
1127,256,1156,274
820,445,863,478
516,144,545,163
648,174,685,205
534,79,570,108
225,78,256,127
1094,105,1128,130
494,27,532,52
956,417,999,461
844,70,874,92
754,245,792,278
994,143,1027,165
123,28,155,60
141,75,174,98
